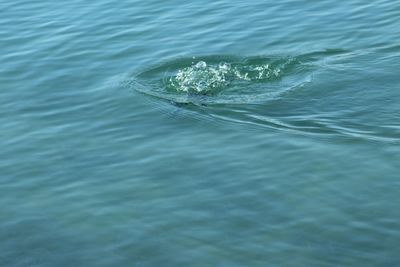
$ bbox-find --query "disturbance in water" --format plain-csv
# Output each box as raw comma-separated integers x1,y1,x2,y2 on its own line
127,51,400,142
166,60,282,94
130,55,314,105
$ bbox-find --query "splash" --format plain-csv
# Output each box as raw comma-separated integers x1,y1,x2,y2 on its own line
167,61,230,93
131,55,313,104
166,59,291,94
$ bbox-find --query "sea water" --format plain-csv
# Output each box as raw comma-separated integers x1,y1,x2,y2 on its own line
1,1,399,266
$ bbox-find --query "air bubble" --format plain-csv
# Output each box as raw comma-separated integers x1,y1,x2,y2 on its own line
195,61,207,69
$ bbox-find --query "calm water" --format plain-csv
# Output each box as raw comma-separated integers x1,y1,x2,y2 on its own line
1,1,400,266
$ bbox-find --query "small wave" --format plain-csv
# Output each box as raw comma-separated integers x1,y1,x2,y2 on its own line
129,55,314,105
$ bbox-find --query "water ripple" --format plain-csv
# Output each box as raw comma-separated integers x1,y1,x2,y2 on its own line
130,54,316,105
128,49,400,143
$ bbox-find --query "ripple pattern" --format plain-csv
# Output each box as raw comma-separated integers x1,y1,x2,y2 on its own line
131,55,316,105
1,0,400,266
129,49,400,143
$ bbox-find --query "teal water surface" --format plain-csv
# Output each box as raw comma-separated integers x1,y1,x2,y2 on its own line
1,1,400,266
